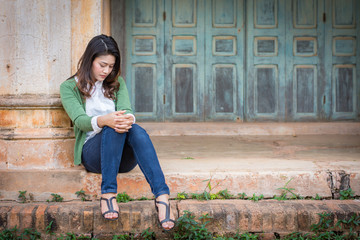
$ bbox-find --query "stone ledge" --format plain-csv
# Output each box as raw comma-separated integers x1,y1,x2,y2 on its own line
0,128,74,140
0,200,359,239
0,94,62,109
1,169,359,202
140,122,360,136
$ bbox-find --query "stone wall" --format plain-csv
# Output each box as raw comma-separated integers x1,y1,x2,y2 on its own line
0,0,107,171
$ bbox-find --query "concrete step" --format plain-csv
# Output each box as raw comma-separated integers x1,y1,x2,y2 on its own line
0,200,359,239
1,135,359,202
2,122,359,170
140,122,360,136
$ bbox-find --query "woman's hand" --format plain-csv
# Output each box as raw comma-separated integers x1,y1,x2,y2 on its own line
97,111,134,133
114,112,134,133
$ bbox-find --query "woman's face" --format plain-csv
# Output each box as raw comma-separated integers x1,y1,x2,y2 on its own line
91,54,116,82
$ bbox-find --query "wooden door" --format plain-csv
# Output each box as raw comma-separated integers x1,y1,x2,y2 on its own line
246,0,286,121
285,0,325,120
325,0,359,120
163,0,205,121
123,0,359,122
125,0,165,121
204,0,245,121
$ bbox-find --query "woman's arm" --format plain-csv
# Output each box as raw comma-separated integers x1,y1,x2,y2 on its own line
96,110,133,133
60,80,93,132
116,77,133,114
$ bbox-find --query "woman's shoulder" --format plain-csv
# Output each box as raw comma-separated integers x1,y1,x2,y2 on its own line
117,76,125,84
60,78,77,88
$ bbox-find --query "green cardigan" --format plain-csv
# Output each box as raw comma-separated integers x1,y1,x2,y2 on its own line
60,77,133,165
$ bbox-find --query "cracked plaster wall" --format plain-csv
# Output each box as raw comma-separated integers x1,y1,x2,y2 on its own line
0,0,102,96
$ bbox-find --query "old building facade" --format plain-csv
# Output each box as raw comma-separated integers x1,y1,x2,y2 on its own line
0,0,359,199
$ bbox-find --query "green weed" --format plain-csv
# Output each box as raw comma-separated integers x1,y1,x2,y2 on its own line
174,211,213,240
233,231,259,239
176,192,189,200
238,192,247,200
57,232,98,239
75,189,90,201
273,178,300,200
339,188,355,200
18,190,28,203
216,189,234,199
191,191,217,201
138,196,150,201
249,193,264,202
282,232,314,240
45,220,54,235
116,192,132,203
190,178,235,201
311,212,333,233
47,193,63,202
312,194,322,200
0,226,41,240
336,213,360,235
19,228,41,240
0,226,18,240
140,228,156,240
112,234,131,240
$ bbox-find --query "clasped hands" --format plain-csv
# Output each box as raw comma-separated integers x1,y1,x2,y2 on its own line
97,110,134,133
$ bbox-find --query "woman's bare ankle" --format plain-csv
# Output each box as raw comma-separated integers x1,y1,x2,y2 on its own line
102,192,116,198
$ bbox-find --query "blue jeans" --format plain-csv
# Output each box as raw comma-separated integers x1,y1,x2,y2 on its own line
81,124,170,198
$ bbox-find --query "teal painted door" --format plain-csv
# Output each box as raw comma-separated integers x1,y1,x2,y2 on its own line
125,0,165,121
163,0,205,121
246,0,327,121
163,0,245,121
246,0,287,121
204,0,245,121
325,0,359,120
285,0,326,121
125,0,245,121
246,0,359,121
124,0,359,121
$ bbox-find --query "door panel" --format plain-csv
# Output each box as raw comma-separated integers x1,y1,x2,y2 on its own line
325,0,359,120
285,0,324,120
214,64,235,113
256,65,278,114
133,64,156,113
164,0,205,121
173,64,196,113
254,0,278,28
205,0,244,121
294,66,317,113
246,0,285,121
125,0,164,121
293,0,317,29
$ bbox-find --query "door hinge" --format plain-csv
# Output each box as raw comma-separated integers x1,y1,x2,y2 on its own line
163,94,166,104
323,13,326,22
323,95,326,105
163,11,166,21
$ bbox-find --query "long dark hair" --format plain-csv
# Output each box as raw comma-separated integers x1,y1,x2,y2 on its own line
70,34,121,99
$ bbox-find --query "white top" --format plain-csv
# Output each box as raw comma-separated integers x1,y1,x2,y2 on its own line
75,77,135,143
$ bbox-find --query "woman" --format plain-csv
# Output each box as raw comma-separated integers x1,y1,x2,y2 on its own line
60,34,175,230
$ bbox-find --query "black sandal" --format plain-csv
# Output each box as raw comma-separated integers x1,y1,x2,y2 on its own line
100,196,119,221
155,200,176,231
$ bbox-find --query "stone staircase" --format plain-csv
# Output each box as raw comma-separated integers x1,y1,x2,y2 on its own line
1,122,360,238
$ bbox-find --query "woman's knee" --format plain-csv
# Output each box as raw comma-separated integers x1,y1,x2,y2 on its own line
103,126,126,138
130,124,148,135
128,124,150,142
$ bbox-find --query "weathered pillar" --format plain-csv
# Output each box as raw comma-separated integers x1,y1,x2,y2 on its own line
0,0,107,200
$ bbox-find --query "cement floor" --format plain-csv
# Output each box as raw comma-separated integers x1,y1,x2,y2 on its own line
144,135,360,173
